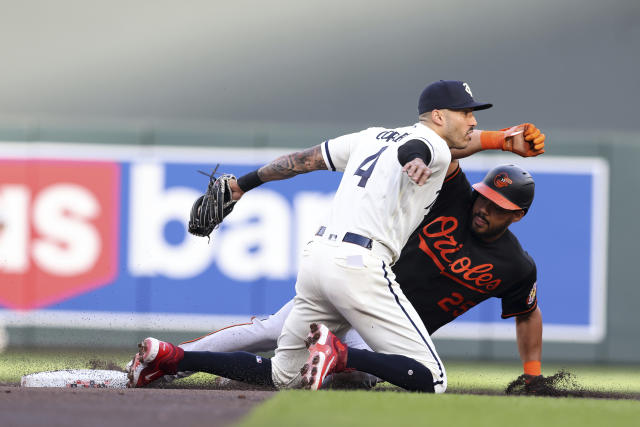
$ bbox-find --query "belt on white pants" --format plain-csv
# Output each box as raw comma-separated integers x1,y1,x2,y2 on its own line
314,226,395,264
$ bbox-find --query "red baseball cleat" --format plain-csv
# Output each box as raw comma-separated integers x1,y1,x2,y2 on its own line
127,337,184,388
300,323,348,390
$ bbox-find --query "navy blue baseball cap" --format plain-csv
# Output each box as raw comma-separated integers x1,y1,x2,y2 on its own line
418,80,493,114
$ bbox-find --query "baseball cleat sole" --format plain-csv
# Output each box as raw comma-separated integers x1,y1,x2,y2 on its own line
300,323,335,390
126,353,143,388
139,337,161,364
126,337,161,388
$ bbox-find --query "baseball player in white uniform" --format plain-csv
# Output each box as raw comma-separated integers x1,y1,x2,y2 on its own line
128,80,493,393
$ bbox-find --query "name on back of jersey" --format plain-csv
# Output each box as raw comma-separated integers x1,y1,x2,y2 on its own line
376,130,410,143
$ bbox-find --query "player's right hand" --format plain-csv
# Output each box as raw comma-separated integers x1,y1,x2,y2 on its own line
402,158,432,185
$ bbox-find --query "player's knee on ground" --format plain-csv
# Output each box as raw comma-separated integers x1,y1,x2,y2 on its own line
428,362,447,394
269,348,309,389
418,358,447,394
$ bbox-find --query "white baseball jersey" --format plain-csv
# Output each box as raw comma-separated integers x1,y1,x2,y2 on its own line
319,122,451,262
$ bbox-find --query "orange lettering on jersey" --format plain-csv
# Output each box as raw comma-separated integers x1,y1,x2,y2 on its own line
423,216,463,263
419,216,502,293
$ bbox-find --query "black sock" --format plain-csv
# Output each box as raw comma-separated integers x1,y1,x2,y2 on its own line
177,351,274,387
346,348,436,393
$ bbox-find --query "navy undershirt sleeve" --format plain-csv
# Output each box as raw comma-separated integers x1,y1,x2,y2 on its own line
397,139,432,166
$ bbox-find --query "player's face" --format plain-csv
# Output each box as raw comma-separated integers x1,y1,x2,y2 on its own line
442,108,477,149
470,194,524,241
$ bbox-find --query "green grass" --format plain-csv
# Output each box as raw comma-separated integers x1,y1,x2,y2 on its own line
0,349,640,393
238,390,640,427
0,348,132,382
3,349,639,427
445,360,640,393
2,349,639,393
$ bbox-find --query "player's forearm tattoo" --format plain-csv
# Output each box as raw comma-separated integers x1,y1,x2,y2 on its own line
258,145,327,182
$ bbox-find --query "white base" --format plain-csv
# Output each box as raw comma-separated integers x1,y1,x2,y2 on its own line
21,369,128,388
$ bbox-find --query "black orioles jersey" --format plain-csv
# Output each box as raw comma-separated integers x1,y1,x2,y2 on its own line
393,166,538,335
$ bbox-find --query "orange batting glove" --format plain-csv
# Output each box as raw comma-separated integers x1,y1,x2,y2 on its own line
480,123,546,157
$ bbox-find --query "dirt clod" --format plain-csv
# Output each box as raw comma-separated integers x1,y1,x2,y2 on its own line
504,370,640,400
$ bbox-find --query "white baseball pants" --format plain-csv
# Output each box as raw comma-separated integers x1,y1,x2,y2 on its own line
270,236,447,393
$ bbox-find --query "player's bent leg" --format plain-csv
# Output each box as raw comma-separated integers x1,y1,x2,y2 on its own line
300,323,348,390
177,351,275,387
164,300,295,382
269,304,325,389
179,299,294,353
270,242,349,389
321,327,381,389
294,324,435,392
127,338,276,388
173,300,294,387
330,256,447,393
270,299,348,388
341,327,372,350
345,348,437,392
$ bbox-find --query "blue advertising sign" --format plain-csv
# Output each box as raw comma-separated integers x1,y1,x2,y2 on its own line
0,144,608,343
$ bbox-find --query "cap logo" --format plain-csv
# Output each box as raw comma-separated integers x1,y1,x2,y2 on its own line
463,82,473,96
493,172,512,188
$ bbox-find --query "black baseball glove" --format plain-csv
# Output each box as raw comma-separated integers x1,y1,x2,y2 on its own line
188,167,237,239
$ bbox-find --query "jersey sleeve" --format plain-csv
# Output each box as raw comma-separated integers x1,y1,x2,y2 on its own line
419,137,437,168
321,131,363,172
426,166,473,217
500,263,538,318
397,139,432,166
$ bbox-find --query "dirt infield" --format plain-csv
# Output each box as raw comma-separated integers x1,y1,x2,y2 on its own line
0,384,274,427
2,372,639,427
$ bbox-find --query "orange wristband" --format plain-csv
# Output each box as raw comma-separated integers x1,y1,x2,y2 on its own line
523,360,541,376
480,131,505,150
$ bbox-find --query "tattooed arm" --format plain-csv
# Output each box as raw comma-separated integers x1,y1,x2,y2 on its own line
230,145,327,200
258,145,327,181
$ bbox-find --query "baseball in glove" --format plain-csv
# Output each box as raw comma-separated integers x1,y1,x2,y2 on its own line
188,165,237,239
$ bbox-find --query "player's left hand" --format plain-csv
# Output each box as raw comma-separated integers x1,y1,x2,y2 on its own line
524,374,543,385
403,158,432,185
505,373,553,396
188,171,238,238
502,123,546,157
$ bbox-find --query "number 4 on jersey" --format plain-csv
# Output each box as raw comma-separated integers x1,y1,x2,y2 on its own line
354,146,388,188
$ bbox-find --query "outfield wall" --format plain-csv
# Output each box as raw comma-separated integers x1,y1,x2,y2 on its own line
0,124,637,364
